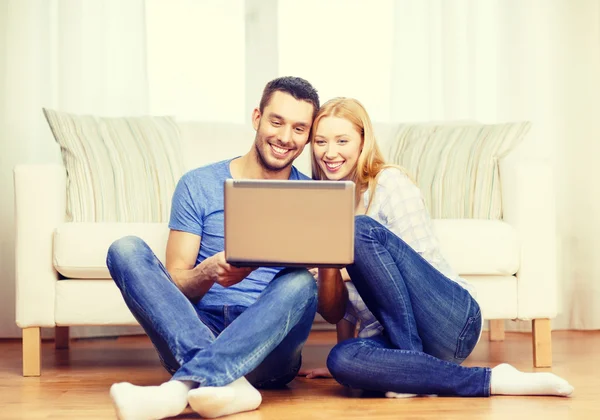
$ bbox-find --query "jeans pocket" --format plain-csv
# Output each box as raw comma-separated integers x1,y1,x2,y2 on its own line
454,309,482,361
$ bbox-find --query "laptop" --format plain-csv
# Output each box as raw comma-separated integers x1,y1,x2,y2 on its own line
224,179,355,268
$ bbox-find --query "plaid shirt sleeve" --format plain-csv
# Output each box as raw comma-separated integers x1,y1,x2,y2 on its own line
377,168,437,254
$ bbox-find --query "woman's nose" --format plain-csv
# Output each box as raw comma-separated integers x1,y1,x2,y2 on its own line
324,145,338,159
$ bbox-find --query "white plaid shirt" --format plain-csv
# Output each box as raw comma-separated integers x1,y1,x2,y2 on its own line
344,168,477,338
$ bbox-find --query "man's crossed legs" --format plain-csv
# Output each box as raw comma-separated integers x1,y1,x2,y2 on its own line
106,236,317,419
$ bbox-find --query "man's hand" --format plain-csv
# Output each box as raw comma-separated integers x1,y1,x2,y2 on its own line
203,251,255,288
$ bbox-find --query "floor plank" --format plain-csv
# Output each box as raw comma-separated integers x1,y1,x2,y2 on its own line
0,330,597,419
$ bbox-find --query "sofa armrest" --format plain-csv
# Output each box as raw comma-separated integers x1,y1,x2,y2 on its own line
14,164,66,328
500,157,558,320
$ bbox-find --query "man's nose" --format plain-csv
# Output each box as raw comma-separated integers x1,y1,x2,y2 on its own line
278,126,293,144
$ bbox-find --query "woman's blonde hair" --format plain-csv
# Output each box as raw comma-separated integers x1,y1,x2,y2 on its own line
310,97,406,212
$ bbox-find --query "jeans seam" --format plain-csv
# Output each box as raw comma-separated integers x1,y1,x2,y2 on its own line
110,251,205,370
454,307,481,360
367,225,420,351
181,313,295,387
227,308,295,382
482,367,492,396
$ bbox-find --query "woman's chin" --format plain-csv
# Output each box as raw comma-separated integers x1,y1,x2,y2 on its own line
319,167,347,181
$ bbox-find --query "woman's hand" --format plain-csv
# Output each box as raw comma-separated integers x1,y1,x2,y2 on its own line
297,367,333,379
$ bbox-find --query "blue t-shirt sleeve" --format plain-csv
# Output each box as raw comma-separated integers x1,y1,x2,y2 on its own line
169,174,204,236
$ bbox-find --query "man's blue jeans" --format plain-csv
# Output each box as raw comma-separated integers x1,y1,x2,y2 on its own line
327,216,491,397
106,236,317,388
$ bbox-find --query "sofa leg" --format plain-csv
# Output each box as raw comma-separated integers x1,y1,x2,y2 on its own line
532,318,552,368
489,319,505,341
55,326,70,349
23,327,41,377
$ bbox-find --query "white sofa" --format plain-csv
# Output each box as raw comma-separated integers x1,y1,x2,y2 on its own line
14,121,558,376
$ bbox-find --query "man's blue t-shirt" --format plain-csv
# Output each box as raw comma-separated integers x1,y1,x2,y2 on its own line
169,158,310,308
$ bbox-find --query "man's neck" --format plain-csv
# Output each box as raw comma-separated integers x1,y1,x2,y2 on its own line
230,151,292,180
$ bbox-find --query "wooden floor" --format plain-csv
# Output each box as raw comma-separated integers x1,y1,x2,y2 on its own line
1,330,598,420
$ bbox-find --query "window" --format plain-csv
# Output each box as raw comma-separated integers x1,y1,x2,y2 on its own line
278,0,394,122
145,0,245,122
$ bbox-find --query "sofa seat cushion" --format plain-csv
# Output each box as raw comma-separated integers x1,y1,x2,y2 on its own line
53,223,169,279
53,219,519,279
462,275,518,319
434,219,519,276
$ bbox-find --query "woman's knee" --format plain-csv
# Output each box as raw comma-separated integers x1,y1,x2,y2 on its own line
354,215,379,236
327,340,362,385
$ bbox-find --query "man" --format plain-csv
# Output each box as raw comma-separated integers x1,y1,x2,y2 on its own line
107,77,320,420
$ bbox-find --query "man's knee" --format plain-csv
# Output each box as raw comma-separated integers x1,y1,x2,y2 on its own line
274,269,318,308
106,236,150,279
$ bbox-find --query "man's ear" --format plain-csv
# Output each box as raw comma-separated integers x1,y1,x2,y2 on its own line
251,108,261,131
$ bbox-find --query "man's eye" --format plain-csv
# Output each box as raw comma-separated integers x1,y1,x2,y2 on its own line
295,127,305,133
272,121,281,126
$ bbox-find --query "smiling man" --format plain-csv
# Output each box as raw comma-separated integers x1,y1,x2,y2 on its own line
106,77,320,420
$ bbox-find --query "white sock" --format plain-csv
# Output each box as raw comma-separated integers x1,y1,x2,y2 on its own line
187,377,262,418
385,392,437,398
110,380,194,420
490,363,574,397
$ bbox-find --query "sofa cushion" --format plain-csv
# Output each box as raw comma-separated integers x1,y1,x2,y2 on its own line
43,109,185,222
462,275,518,319
53,223,169,279
388,122,531,219
53,219,519,279
433,219,519,275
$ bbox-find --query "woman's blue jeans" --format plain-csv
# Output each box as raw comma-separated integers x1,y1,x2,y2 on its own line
106,236,317,388
327,216,491,397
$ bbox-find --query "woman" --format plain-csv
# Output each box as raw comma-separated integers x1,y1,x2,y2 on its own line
306,97,573,398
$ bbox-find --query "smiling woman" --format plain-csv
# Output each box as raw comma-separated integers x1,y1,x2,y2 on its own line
306,97,574,399
313,116,363,181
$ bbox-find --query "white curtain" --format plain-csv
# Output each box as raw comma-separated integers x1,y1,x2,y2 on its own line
278,0,600,330
388,0,600,330
0,0,148,337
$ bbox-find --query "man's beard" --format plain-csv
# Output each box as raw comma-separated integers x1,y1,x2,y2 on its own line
255,138,294,173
